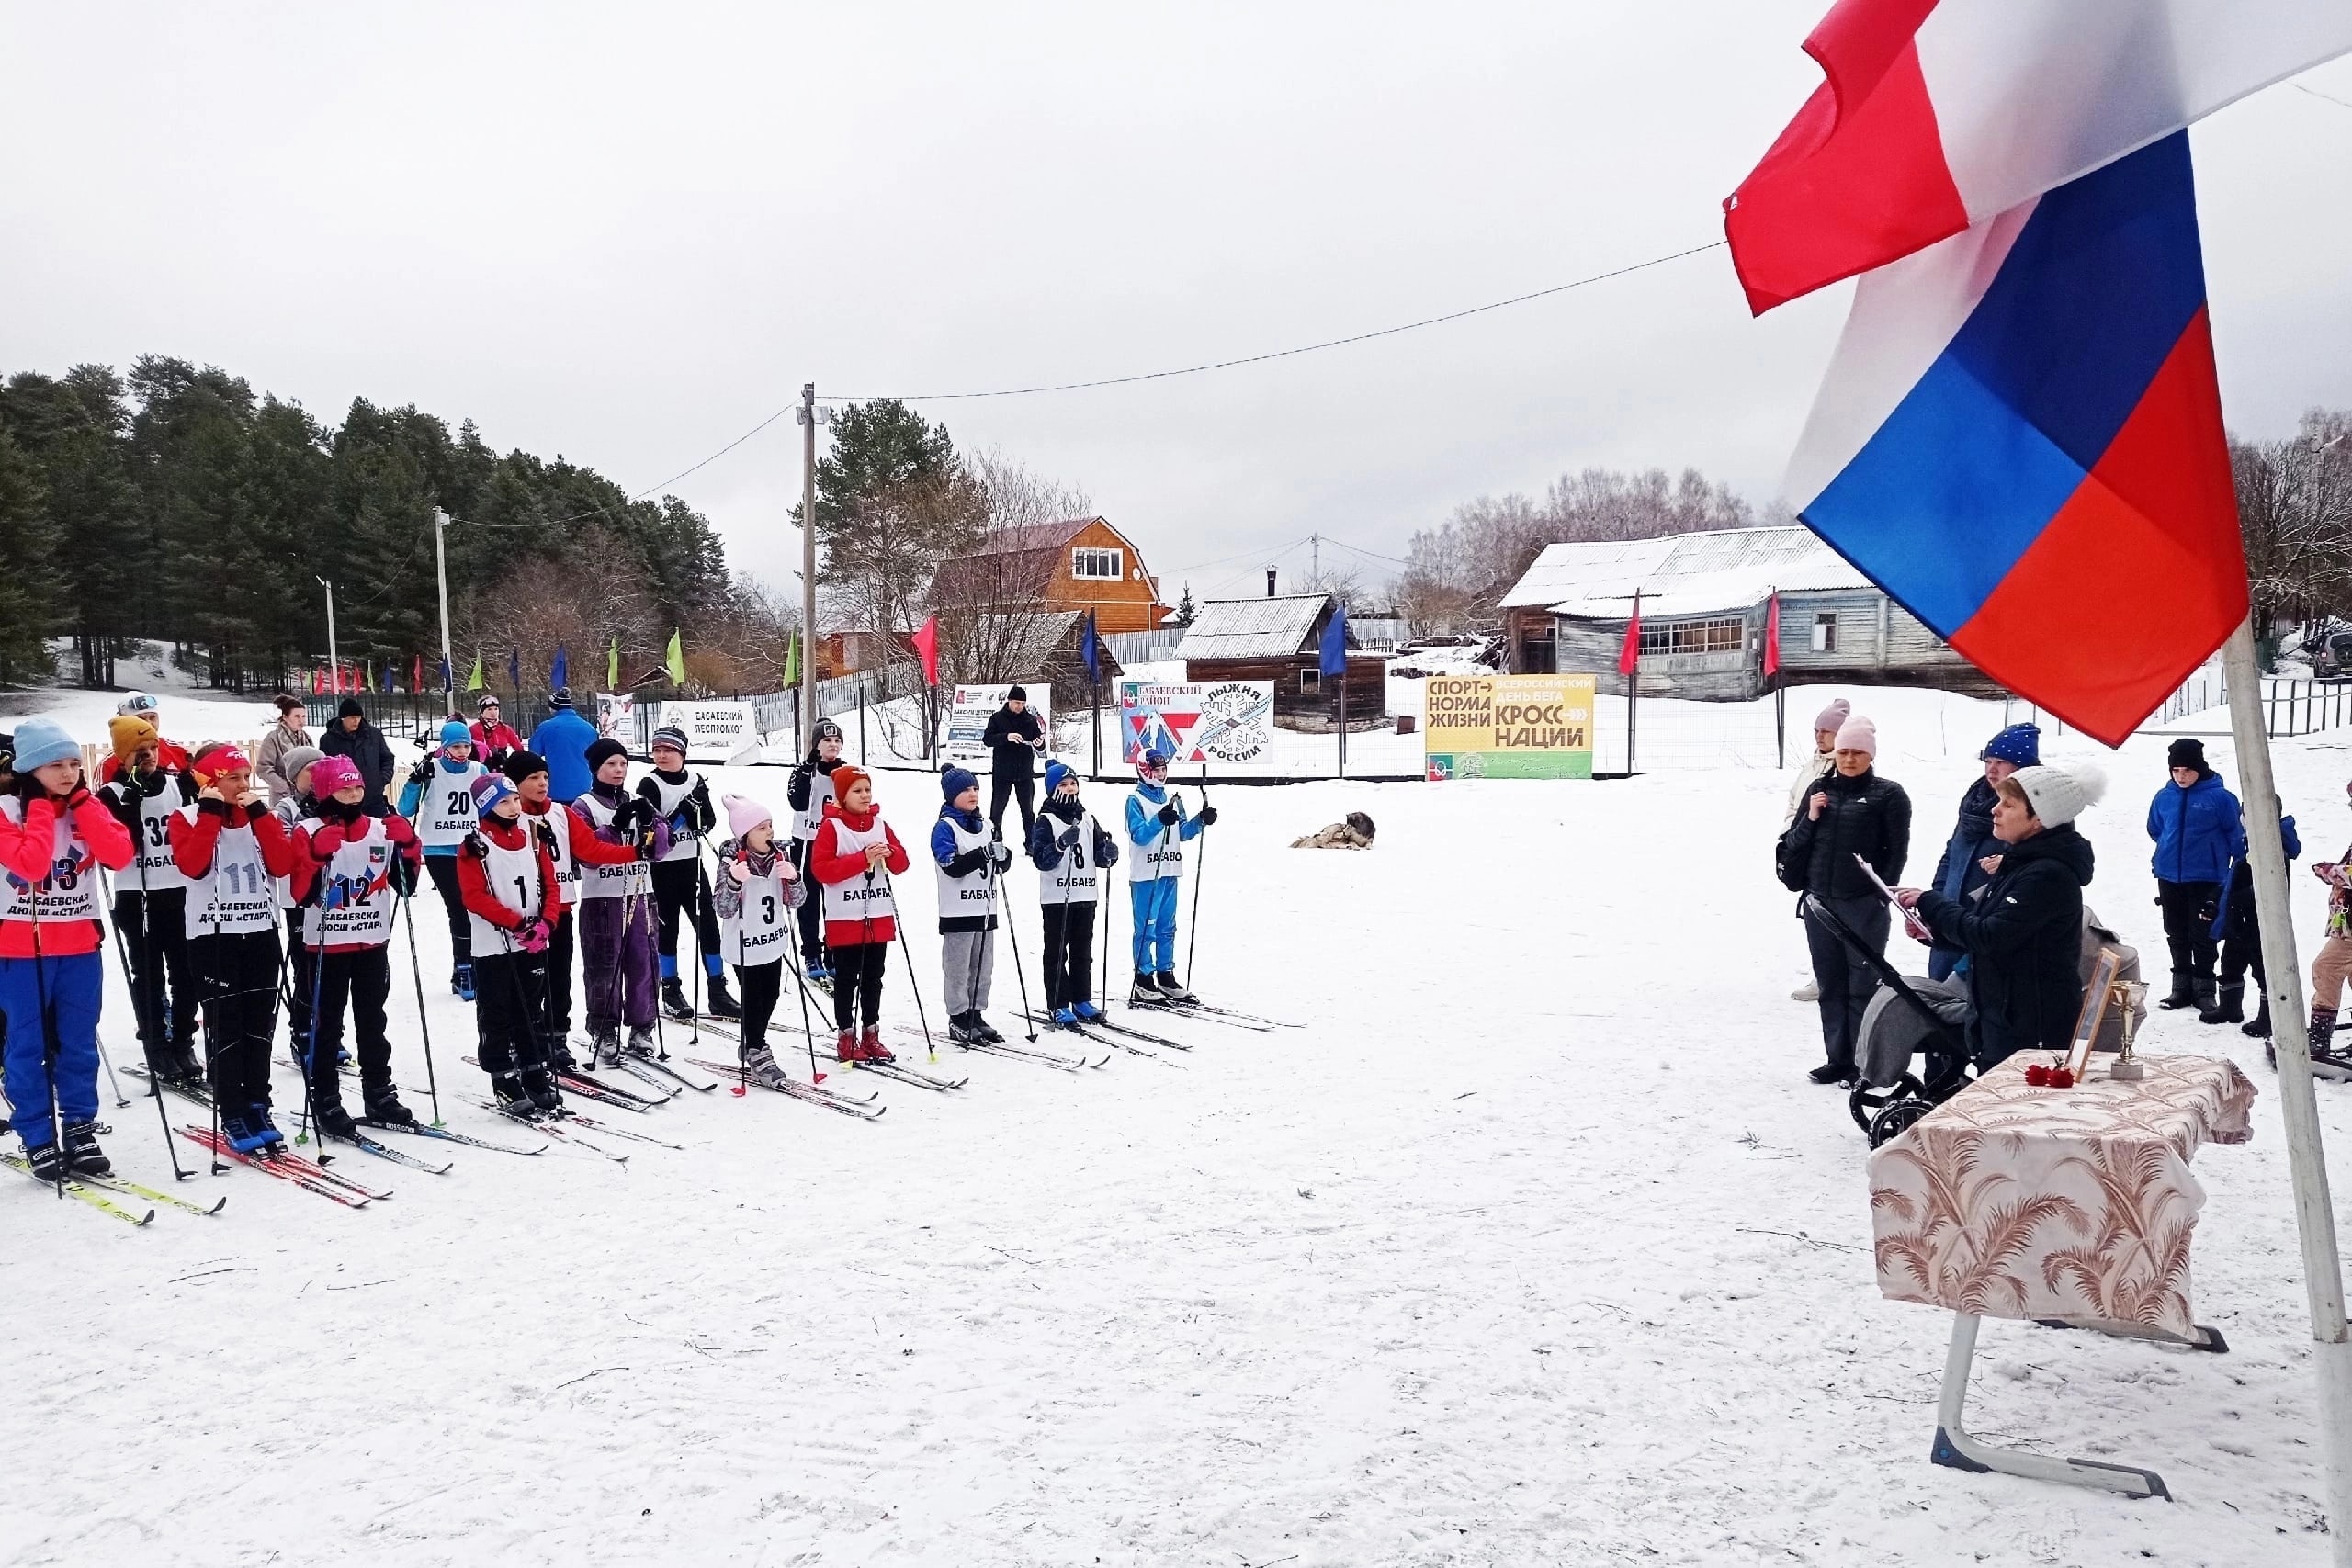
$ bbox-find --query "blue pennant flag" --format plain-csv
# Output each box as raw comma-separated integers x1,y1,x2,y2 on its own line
438,657,451,693
550,644,569,692
508,647,521,689
1318,599,1349,679
1081,610,1101,682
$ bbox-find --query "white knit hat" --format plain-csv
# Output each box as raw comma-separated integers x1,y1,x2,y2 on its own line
2012,761,2107,827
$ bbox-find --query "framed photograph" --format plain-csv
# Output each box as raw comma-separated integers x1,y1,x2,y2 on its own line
2066,950,2121,1078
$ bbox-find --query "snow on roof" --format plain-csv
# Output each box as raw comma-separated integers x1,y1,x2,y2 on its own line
1495,526,1870,620
1175,592,1332,660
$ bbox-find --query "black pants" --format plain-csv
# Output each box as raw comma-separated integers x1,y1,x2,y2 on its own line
2219,884,2266,996
425,854,470,967
110,888,193,1071
308,945,392,1108
651,857,721,967
1041,900,1098,1009
791,840,827,969
736,960,783,1051
474,950,549,1077
830,942,888,1032
285,908,314,1055
2158,878,2222,985
191,928,283,1111
1803,893,1888,1073
542,907,577,1046
989,773,1035,840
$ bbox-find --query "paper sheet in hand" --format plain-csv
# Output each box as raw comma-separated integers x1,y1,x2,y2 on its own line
1853,853,1932,943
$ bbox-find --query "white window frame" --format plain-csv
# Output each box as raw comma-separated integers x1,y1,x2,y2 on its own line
1812,613,1838,654
1071,547,1125,581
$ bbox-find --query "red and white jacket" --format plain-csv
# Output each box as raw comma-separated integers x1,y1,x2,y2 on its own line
457,816,564,936
809,800,910,948
518,796,639,908
0,792,135,957
289,808,422,953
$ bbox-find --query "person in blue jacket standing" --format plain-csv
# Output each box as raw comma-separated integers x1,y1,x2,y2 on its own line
2146,738,2245,1013
2207,796,2298,1033
1927,722,2040,982
527,689,601,808
1124,748,1215,1004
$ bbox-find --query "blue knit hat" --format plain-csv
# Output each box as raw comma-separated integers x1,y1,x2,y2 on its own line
1044,760,1075,795
941,766,978,802
440,718,472,748
1981,723,2041,767
10,716,77,773
469,772,517,815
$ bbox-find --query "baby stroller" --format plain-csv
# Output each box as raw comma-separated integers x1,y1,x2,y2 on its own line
1800,894,1976,1148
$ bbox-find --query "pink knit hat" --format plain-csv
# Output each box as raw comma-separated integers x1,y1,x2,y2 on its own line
309,756,363,797
723,793,772,839
1833,714,1878,758
1813,696,1851,733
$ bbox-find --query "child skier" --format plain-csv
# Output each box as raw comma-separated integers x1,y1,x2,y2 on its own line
170,742,297,1151
504,749,639,1071
469,694,523,768
288,756,422,1133
458,772,568,1114
932,766,1012,1044
809,765,910,1063
398,719,485,998
97,713,203,1086
573,737,668,1065
96,692,189,784
1,718,136,1179
1028,760,1119,1025
787,720,845,983
1124,748,1216,1003
712,794,807,1088
638,724,740,1021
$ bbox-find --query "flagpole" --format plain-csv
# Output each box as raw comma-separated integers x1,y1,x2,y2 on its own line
2224,615,2352,1560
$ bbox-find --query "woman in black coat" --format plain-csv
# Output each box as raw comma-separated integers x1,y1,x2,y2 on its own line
1777,715,1911,1086
1897,762,2104,1070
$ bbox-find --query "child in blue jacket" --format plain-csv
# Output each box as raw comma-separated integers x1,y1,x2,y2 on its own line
1124,748,1215,1003
2146,738,2245,1014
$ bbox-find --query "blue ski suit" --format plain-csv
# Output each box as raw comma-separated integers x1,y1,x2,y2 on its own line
1125,780,1205,976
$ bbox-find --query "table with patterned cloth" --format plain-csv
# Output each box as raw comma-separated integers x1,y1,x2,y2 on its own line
1864,1053,2257,1499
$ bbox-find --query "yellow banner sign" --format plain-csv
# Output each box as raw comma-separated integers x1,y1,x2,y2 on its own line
1423,673,1598,780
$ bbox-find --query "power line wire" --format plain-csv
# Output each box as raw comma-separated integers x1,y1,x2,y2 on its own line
831,240,1727,401
2296,82,2352,110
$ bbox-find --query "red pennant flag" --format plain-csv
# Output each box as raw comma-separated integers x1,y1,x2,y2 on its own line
1762,592,1782,679
1617,591,1642,677
413,653,424,694
911,615,940,687
311,668,322,695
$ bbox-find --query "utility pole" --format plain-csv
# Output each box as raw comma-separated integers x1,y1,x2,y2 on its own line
315,577,338,698
797,384,820,739
433,508,456,704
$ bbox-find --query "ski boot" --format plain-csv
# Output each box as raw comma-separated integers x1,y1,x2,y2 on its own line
2200,982,2244,1026
740,1043,789,1091
23,1141,64,1182
835,1029,860,1063
662,976,695,1021
1153,972,1196,1003
807,960,833,992
626,1023,659,1059
162,1043,206,1088
590,1026,623,1068
1073,1000,1103,1022
707,971,742,1021
62,1121,112,1179
973,1016,1005,1044
548,1037,580,1074
249,1103,287,1151
362,1085,417,1128
218,1106,265,1152
946,1013,980,1044
1052,1006,1078,1028
492,1073,536,1117
860,1025,896,1066
521,1068,563,1114
454,962,476,1003
2157,969,2196,1010
1129,971,1169,1006
314,1102,358,1141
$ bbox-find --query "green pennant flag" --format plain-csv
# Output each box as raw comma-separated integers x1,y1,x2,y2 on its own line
782,630,798,687
607,634,620,691
466,653,485,692
665,628,685,684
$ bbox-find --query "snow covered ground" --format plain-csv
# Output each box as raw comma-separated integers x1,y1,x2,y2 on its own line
6,673,2352,1565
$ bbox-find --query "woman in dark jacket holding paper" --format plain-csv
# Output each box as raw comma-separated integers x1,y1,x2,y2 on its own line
1898,762,2102,1071
1777,715,1911,1087
1927,723,2040,982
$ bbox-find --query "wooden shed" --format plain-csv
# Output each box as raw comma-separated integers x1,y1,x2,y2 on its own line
1496,527,2003,700
1176,592,1387,722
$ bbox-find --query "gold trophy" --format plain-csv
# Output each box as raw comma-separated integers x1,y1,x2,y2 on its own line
2109,977,2149,1081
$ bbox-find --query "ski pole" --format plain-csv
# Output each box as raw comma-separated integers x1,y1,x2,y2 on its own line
26,874,66,1199
294,891,334,1160
991,834,1037,1044
1184,765,1208,988
786,935,825,1084
394,884,446,1127
97,866,188,1180
876,866,937,1062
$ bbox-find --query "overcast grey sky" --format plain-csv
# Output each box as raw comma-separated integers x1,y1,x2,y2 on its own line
6,3,2348,604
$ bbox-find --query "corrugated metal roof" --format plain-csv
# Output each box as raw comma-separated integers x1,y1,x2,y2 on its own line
1494,526,1869,618
958,518,1099,558
1176,592,1331,660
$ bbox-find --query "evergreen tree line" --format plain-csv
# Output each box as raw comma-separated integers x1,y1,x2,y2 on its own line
0,355,777,694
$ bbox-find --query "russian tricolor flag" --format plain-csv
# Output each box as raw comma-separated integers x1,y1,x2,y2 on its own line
1730,1,2352,745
